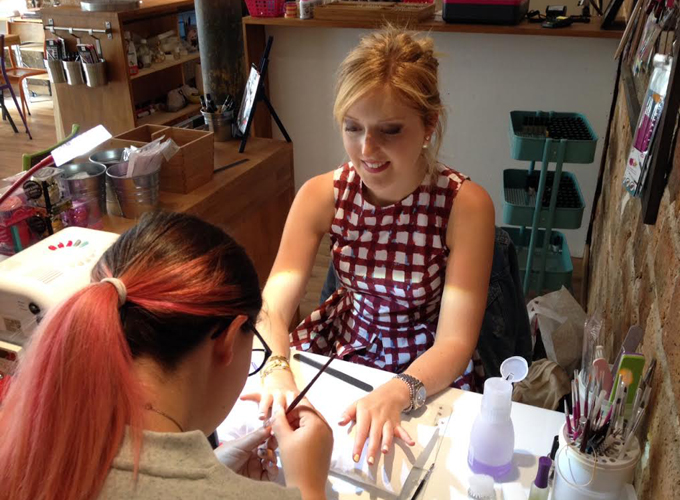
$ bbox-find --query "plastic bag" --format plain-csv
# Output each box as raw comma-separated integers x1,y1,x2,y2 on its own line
527,286,586,376
126,137,179,177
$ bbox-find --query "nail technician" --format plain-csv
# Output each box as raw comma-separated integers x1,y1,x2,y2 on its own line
247,27,495,466
0,212,333,500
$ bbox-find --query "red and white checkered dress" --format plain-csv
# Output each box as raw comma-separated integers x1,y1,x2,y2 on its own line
291,162,476,389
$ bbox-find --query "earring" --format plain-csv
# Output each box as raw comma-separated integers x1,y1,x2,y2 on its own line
423,136,431,149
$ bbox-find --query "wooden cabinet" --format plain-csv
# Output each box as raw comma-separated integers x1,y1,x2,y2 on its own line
41,0,200,140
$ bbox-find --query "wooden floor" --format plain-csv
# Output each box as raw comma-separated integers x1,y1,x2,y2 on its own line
0,98,56,180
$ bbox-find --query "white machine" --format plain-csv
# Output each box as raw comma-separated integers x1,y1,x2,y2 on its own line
0,227,119,376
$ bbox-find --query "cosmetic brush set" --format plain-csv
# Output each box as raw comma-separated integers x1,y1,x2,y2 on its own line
565,350,656,460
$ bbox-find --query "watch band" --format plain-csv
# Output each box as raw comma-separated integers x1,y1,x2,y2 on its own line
394,373,425,413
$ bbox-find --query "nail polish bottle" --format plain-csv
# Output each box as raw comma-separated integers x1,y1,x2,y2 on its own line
528,456,552,500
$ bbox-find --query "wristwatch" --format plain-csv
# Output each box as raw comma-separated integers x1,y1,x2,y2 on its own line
394,373,426,413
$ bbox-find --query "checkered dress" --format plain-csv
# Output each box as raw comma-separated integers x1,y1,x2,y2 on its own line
291,162,476,388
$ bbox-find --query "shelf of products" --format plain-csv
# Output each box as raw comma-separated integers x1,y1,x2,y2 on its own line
131,52,200,80
137,102,201,126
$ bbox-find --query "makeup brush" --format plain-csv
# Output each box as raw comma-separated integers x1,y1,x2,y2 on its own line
286,353,337,415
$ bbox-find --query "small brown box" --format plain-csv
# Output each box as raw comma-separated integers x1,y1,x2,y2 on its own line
116,125,169,143
150,127,214,194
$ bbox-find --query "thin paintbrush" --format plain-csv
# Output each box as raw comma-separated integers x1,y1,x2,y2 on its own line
286,353,337,415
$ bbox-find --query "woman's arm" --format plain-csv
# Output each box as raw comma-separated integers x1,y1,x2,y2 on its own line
257,171,336,356
342,180,496,463
401,180,495,394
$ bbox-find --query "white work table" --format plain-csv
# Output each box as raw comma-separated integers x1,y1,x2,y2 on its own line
219,351,564,499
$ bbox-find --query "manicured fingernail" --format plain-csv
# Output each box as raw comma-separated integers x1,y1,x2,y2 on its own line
368,456,374,465
382,446,388,454
353,454,360,463
257,449,267,458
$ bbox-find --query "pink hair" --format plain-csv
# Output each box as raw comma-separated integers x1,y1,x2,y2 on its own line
0,284,143,500
0,213,261,500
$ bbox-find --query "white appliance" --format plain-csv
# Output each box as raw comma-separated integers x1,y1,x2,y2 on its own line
0,227,119,375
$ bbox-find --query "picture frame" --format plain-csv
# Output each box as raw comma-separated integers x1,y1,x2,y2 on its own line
237,65,261,137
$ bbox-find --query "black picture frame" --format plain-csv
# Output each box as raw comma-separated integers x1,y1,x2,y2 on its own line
237,36,291,154
601,0,627,29
641,43,680,224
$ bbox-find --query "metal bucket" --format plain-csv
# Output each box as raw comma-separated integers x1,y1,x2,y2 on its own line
44,59,66,84
106,162,160,219
62,60,85,86
82,60,107,88
59,162,107,227
202,110,233,142
90,148,126,166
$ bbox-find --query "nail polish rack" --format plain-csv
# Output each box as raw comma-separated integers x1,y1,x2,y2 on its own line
503,110,598,294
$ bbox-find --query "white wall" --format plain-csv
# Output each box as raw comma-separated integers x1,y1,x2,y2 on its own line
266,26,619,257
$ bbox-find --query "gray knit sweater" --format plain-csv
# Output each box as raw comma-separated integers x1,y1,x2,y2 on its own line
99,429,302,500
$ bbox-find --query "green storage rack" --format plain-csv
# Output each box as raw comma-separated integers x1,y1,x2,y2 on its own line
504,110,598,294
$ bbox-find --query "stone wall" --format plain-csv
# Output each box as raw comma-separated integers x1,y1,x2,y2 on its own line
587,79,680,498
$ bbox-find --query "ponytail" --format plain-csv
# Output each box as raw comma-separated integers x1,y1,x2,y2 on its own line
0,211,262,500
0,283,143,500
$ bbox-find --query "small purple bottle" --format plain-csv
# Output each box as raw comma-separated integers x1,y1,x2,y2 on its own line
467,377,515,480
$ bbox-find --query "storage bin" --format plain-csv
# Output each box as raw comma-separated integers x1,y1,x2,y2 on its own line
509,111,598,163
502,169,585,229
443,0,528,25
62,60,85,86
245,0,286,17
150,127,214,194
44,59,66,84
503,226,573,292
82,60,108,88
115,124,169,143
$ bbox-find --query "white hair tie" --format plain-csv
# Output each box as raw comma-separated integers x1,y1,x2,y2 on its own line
100,277,127,307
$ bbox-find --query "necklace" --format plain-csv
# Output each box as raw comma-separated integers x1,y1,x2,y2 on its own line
144,403,185,433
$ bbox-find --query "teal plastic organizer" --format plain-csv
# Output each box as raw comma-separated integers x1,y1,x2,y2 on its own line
502,169,585,229
504,227,573,292
509,111,598,163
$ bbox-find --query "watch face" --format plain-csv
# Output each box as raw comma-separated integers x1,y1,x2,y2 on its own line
415,386,427,407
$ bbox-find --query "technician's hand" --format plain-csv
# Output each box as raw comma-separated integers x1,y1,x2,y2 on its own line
214,427,279,481
338,379,415,465
241,369,300,420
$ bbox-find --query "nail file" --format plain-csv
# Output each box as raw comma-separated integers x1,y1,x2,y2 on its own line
610,326,644,381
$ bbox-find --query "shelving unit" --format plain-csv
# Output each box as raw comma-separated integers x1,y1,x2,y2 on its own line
41,0,200,139
131,52,200,80
503,111,598,294
137,102,201,126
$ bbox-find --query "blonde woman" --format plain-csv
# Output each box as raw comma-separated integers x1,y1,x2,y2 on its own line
246,27,495,467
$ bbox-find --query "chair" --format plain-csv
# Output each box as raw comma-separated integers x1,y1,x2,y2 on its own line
1,34,47,119
22,124,81,170
0,34,32,139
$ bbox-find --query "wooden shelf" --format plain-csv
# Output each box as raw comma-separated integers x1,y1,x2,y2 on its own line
137,102,201,126
131,52,200,80
243,14,623,39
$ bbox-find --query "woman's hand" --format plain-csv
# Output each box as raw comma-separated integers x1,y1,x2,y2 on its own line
272,401,333,500
214,427,279,481
338,379,415,465
241,368,300,420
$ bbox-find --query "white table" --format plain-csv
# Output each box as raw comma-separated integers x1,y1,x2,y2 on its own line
219,351,565,499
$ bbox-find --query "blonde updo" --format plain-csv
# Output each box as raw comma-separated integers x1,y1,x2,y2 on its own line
334,26,446,171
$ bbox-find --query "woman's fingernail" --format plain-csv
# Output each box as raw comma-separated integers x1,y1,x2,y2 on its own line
353,454,360,463
368,456,374,465
382,446,388,454
257,448,267,458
